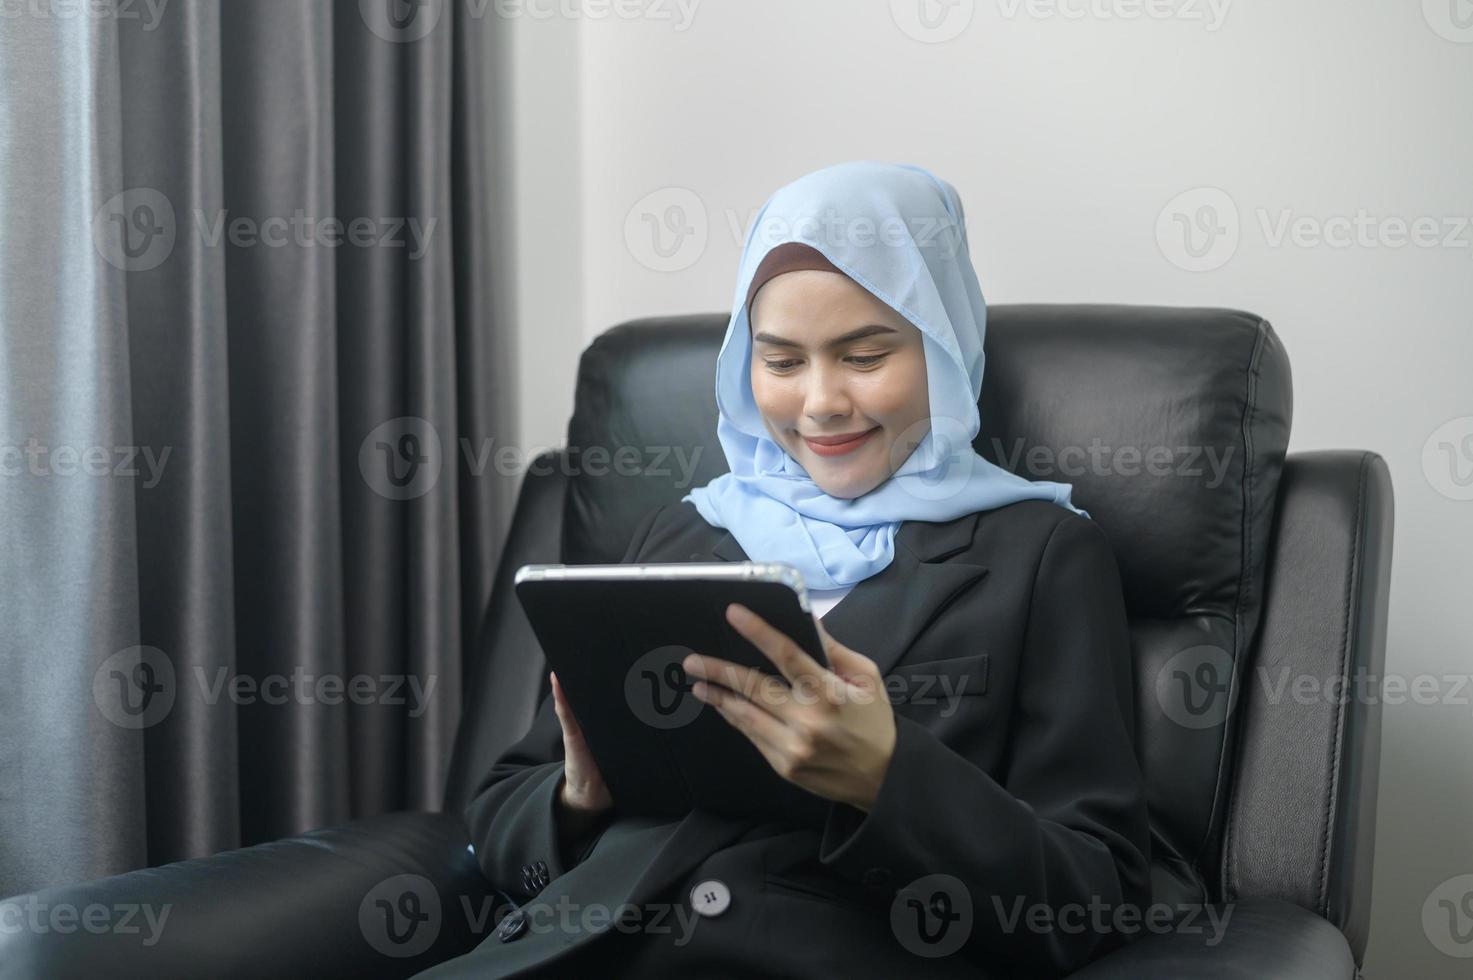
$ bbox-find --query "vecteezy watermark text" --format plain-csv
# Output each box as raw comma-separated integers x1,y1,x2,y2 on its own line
93,188,439,272
988,437,1236,488
1158,186,1473,272
625,646,987,731
990,895,1233,945
621,188,969,273
193,667,437,718
0,0,170,31
358,416,707,501
93,646,439,729
1,439,171,488
359,873,703,959
0,897,172,946
356,0,700,43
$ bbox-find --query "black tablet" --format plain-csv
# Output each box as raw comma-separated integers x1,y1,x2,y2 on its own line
514,562,831,826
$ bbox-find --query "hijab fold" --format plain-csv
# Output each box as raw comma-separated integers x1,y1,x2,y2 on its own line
682,161,1086,590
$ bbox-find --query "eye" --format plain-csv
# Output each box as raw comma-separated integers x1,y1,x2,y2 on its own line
760,351,888,372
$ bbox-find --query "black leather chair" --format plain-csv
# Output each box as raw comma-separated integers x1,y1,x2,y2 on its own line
0,305,1392,979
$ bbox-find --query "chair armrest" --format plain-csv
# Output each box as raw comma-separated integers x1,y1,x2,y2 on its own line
1223,451,1394,964
0,811,498,980
1068,898,1357,979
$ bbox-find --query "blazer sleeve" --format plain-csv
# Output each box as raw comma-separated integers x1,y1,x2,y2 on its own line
815,513,1153,977
463,504,665,891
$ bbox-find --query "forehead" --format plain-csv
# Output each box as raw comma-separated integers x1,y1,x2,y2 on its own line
749,270,910,338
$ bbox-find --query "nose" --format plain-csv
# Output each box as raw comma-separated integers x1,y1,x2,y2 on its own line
801,362,851,422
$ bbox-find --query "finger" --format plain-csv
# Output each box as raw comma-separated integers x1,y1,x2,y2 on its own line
682,653,799,719
813,617,842,664
726,603,828,686
551,673,586,737
822,640,870,679
808,622,878,686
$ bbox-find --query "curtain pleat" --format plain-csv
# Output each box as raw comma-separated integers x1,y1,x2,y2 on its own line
0,6,143,896
0,0,511,895
118,0,240,867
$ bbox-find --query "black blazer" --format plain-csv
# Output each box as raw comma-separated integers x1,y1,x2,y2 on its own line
422,499,1152,980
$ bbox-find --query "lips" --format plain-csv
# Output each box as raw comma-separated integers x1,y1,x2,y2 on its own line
801,426,880,457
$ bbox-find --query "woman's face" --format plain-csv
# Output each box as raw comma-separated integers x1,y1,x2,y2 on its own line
749,268,931,499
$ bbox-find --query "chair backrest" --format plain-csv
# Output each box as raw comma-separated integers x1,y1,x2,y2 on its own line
448,304,1297,914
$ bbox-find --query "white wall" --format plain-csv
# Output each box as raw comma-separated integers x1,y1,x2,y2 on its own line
504,3,1473,974
496,4,585,460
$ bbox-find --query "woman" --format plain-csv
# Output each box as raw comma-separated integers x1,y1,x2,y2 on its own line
429,162,1152,979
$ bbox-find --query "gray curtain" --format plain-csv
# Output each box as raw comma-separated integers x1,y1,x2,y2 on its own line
0,0,513,896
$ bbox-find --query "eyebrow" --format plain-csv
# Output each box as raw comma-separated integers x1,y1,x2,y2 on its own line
751,324,899,350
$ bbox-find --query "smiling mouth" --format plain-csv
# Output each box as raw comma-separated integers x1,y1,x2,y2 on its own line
801,426,880,457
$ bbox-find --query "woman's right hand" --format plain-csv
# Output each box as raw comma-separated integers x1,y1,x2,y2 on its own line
551,671,613,816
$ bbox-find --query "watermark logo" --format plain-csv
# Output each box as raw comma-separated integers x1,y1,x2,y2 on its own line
892,415,977,503
626,645,705,729
625,187,709,273
1424,0,1473,43
93,645,177,730
1423,873,1473,957
1156,186,1239,272
891,873,973,957
1155,644,1238,730
891,0,975,43
359,0,443,42
93,187,177,272
361,874,442,958
1423,416,1473,501
359,416,444,501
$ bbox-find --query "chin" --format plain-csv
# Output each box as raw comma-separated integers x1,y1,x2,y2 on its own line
785,439,890,499
809,467,886,500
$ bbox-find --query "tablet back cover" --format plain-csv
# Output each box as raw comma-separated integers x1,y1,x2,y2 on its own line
515,575,831,828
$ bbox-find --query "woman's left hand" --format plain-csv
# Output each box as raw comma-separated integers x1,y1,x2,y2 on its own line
682,603,896,812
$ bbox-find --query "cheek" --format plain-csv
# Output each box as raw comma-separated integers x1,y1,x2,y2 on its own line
859,355,929,422
750,371,797,423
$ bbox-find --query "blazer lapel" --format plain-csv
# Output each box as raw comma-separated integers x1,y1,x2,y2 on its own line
703,515,988,679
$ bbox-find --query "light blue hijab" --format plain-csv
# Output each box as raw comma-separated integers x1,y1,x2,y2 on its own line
682,161,1087,590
